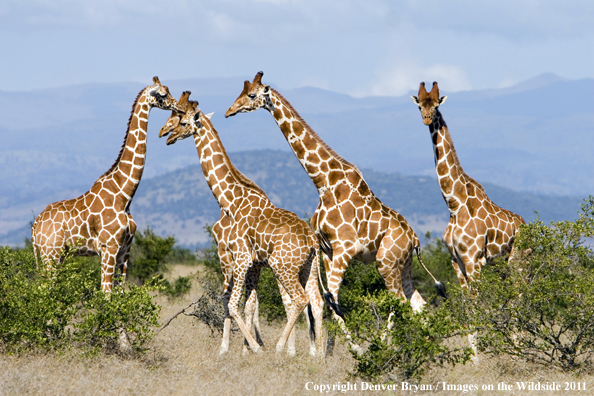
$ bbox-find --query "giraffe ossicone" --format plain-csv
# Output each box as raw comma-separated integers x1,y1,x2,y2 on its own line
32,77,182,293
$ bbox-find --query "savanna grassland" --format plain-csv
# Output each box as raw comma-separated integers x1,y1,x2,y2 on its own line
1,261,593,396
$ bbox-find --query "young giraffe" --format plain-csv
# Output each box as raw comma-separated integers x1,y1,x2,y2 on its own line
31,77,182,293
411,82,525,287
226,72,445,339
159,94,303,355
159,94,298,354
160,99,325,355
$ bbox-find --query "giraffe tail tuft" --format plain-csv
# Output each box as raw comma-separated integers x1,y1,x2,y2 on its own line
323,292,345,320
307,304,316,342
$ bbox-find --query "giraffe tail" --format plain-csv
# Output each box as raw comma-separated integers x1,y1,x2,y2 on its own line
31,220,40,269
415,244,448,299
318,231,333,261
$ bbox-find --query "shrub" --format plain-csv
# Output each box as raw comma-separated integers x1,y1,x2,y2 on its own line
345,291,472,381
0,246,160,354
128,227,195,297
332,257,471,381
447,196,594,370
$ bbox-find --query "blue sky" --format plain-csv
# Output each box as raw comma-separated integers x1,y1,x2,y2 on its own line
1,0,592,96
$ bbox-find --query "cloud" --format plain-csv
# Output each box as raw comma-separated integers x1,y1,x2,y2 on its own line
364,63,472,97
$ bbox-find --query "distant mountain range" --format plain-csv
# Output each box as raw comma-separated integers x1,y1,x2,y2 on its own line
0,74,591,246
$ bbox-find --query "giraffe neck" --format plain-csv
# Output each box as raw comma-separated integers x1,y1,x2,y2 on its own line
96,90,151,210
430,109,471,213
192,117,266,216
267,89,360,194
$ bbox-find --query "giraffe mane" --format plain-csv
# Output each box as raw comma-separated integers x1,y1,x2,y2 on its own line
198,113,269,198
95,86,147,182
269,87,361,173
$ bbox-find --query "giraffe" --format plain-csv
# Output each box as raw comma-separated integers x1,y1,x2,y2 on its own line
159,93,298,355
159,98,325,356
411,82,525,288
31,77,182,293
225,72,445,345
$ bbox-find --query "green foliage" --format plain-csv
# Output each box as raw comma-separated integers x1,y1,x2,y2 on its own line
345,291,472,381
128,227,195,297
333,258,471,381
0,247,160,354
74,285,160,353
447,196,594,370
128,227,176,284
198,225,224,285
257,267,286,322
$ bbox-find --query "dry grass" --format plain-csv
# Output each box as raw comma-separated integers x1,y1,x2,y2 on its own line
1,264,593,396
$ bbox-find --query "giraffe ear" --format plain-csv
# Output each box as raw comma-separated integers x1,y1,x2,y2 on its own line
193,111,204,128
153,76,161,85
205,112,214,119
411,95,419,105
439,96,448,105
263,85,270,93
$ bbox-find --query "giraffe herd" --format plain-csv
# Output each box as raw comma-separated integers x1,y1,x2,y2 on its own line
31,73,525,357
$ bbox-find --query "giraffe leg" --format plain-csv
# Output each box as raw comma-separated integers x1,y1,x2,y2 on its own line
271,258,308,355
324,248,365,355
452,259,469,289
115,215,136,287
243,265,262,355
277,282,296,356
216,230,235,355
220,276,233,355
227,242,262,353
100,244,119,294
304,257,325,357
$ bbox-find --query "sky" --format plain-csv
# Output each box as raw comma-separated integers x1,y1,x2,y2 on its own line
0,0,593,96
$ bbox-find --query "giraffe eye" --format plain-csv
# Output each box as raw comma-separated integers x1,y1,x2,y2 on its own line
248,94,256,99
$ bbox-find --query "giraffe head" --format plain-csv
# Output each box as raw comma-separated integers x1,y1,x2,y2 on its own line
225,71,274,117
162,100,208,145
411,82,447,125
146,76,185,111
158,90,191,138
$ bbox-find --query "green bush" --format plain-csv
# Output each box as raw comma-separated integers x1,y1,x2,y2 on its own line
0,246,160,354
128,227,195,297
331,257,471,381
198,225,224,285
447,196,594,370
345,291,472,381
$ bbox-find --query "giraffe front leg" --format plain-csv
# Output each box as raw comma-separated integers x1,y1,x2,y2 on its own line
227,245,262,353
220,276,233,355
100,244,119,294
218,240,234,355
243,265,263,355
324,249,364,355
115,215,136,287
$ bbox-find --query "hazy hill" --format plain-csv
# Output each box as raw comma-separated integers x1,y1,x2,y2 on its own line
0,74,591,246
129,150,584,248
